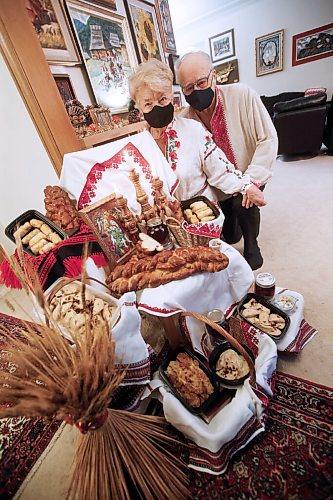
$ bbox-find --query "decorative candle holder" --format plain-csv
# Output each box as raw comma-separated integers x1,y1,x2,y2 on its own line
152,176,168,219
128,169,156,223
115,194,139,241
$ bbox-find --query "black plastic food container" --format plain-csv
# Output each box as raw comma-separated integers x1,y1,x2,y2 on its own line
5,210,68,256
159,347,219,415
237,292,290,342
209,341,255,387
181,196,220,221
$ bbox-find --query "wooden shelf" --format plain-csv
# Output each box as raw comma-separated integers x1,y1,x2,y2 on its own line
81,122,146,148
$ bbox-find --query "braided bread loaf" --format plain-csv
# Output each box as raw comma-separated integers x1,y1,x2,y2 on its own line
106,246,229,296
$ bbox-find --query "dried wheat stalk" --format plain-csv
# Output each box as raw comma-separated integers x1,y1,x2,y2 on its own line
0,244,189,499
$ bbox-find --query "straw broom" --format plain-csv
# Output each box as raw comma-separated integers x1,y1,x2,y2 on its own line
0,243,189,499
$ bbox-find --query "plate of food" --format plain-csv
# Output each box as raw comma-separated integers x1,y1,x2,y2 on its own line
181,196,219,224
237,293,290,342
5,209,67,256
159,347,219,415
209,341,255,388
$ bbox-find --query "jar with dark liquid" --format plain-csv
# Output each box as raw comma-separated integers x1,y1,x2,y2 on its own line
147,217,173,250
254,272,276,299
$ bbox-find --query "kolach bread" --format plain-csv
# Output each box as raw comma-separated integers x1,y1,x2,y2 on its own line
106,246,229,295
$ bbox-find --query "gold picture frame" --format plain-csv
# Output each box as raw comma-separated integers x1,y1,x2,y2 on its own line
79,194,136,269
26,0,81,65
66,0,138,112
255,29,284,77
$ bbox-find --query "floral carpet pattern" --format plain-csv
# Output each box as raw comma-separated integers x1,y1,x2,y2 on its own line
0,336,332,500
189,372,333,499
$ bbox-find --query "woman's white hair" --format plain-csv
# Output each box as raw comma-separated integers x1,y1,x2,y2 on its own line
175,51,213,80
128,59,173,103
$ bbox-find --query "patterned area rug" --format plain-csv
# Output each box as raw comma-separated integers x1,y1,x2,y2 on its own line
189,372,333,499
0,314,332,500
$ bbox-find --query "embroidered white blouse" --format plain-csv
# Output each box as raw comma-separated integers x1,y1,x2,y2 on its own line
162,116,252,201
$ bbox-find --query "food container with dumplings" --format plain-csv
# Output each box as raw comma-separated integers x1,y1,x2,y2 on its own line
209,342,255,387
5,209,67,256
237,292,290,342
159,347,219,415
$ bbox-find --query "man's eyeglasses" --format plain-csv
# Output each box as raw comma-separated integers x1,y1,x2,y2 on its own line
181,69,213,96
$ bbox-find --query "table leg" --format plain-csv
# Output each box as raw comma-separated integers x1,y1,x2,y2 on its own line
158,315,183,349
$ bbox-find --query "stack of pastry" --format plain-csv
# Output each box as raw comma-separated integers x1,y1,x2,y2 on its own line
44,185,81,231
14,218,62,255
184,201,216,224
106,246,229,296
48,282,117,336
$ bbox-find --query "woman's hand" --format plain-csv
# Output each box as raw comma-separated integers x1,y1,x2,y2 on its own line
242,185,267,208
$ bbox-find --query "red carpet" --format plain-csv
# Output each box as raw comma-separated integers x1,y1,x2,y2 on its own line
189,372,333,499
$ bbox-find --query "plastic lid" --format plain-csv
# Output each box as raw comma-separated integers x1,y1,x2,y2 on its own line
255,272,276,288
207,309,225,323
147,217,162,227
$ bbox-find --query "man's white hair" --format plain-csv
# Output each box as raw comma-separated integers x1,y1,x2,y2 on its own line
175,51,213,81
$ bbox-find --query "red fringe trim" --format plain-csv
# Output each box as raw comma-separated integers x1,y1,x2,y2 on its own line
63,253,108,278
0,260,23,289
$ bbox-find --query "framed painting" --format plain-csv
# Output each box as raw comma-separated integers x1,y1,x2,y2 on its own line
124,0,165,63
168,53,179,84
79,194,136,268
25,0,80,64
292,23,333,66
215,58,239,85
155,0,177,53
255,29,283,76
65,0,138,112
173,90,181,108
53,74,76,104
209,29,235,63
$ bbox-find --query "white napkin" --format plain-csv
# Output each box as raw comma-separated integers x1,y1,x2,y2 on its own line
158,332,277,453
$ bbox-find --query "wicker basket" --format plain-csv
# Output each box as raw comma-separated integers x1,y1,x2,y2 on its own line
180,311,256,386
166,217,212,247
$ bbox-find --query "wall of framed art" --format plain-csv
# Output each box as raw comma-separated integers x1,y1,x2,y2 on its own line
169,0,333,98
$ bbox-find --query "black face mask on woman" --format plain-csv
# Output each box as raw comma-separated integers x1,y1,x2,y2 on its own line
143,102,174,128
184,87,214,112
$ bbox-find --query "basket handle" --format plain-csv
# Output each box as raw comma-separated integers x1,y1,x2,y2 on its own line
165,216,181,227
47,275,111,302
180,311,256,385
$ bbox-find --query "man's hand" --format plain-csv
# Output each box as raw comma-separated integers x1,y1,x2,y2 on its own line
242,185,267,208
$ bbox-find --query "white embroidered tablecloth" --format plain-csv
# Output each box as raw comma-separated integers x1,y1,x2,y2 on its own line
60,131,179,211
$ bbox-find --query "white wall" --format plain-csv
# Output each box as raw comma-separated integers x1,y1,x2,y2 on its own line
0,54,58,253
169,0,333,98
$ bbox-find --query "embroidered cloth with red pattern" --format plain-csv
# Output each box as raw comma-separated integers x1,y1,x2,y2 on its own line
0,223,107,291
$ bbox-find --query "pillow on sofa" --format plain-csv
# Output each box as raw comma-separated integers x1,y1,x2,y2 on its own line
273,92,327,114
305,87,327,96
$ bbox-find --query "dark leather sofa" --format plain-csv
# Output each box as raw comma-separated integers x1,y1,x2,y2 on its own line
261,92,304,119
272,93,327,156
324,100,333,154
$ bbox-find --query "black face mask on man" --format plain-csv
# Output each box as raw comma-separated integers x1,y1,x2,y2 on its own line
143,103,174,128
184,87,214,112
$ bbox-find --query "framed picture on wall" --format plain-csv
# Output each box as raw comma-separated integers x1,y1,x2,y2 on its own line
53,74,76,104
65,0,138,112
255,29,284,76
25,0,81,65
215,58,239,85
168,53,179,84
124,0,165,63
155,0,177,53
79,194,136,269
209,29,235,63
292,23,333,66
173,90,181,108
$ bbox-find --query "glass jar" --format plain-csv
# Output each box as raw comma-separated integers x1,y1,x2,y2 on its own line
147,217,173,250
255,272,276,299
203,309,229,355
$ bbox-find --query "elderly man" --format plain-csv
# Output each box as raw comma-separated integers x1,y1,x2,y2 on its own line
175,51,278,270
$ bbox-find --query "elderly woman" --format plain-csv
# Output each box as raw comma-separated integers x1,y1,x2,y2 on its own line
128,59,265,208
